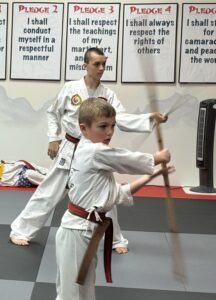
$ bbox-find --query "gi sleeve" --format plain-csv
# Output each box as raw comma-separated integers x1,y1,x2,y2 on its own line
115,183,134,206
107,90,153,133
93,144,155,175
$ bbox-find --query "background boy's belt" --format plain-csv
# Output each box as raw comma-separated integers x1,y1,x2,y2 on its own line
68,201,113,285
65,133,80,144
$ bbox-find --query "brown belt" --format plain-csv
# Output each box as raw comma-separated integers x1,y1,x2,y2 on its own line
68,201,113,285
65,133,80,144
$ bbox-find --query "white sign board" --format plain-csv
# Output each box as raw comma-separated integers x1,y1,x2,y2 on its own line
179,3,216,83
122,3,178,83
65,3,120,81
0,3,8,80
10,3,64,80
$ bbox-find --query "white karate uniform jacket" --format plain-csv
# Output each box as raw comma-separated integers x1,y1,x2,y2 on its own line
61,136,155,234
47,77,152,141
47,77,152,170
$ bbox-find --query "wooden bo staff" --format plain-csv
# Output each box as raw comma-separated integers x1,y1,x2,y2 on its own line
129,12,187,278
149,95,187,283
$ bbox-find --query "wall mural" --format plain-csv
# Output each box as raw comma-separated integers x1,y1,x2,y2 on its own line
0,85,199,127
0,86,54,125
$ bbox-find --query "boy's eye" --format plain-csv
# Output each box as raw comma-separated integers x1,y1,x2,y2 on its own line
94,62,106,68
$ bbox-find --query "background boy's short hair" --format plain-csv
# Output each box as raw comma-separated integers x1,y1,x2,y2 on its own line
84,47,105,63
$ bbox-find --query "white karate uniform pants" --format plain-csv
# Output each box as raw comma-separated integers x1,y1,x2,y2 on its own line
55,227,97,300
10,160,68,240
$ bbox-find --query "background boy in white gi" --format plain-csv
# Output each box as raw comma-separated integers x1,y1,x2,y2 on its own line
10,48,167,253
55,98,173,300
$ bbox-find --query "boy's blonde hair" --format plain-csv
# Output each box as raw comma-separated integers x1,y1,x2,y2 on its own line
79,98,116,126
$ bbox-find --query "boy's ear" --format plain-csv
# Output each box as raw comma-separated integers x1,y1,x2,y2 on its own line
79,123,87,133
83,63,87,70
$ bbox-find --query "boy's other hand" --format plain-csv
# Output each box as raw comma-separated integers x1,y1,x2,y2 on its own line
150,112,168,124
48,141,60,159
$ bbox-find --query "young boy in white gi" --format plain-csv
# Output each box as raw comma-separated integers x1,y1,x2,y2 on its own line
10,48,167,253
55,98,173,300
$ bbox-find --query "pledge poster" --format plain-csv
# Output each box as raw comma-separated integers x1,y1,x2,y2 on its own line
0,3,8,80
179,3,216,83
10,3,64,80
122,3,178,83
65,3,120,81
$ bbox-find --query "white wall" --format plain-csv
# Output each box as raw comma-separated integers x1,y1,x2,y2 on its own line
0,0,216,188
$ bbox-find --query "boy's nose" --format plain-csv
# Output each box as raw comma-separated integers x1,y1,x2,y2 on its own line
99,64,105,70
107,127,114,136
